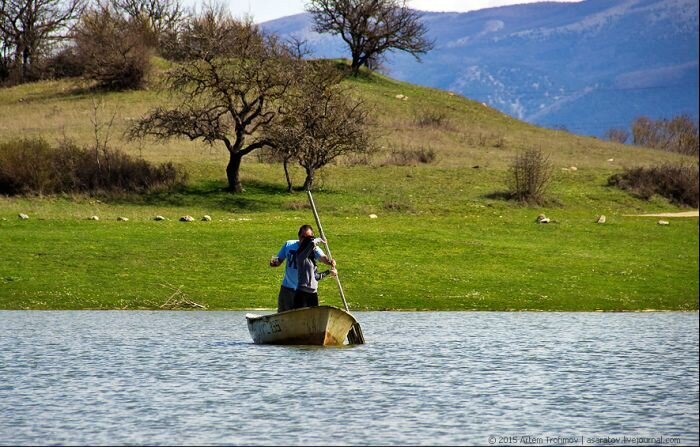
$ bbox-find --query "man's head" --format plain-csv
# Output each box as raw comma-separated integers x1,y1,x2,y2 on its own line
298,224,314,241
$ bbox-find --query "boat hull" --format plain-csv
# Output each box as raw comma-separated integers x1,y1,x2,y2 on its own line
246,305,357,346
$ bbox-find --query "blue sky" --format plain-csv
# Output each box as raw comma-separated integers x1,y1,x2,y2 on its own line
224,0,583,23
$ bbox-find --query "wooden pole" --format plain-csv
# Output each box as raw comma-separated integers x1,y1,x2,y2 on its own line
307,190,365,344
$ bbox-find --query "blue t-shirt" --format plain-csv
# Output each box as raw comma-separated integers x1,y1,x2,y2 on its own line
277,240,324,289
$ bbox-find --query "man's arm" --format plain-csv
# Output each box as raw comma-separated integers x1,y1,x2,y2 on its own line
315,244,336,267
319,254,336,268
271,244,287,267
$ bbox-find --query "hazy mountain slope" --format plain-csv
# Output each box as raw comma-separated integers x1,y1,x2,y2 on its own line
262,0,699,137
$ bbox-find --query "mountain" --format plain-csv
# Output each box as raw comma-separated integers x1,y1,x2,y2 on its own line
262,0,699,137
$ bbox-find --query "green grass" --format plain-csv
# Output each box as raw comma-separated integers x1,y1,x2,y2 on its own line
0,64,697,311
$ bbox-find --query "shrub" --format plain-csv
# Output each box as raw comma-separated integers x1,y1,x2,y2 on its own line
43,46,85,79
0,137,186,196
413,109,450,128
73,4,153,90
383,145,436,166
506,148,553,204
607,163,699,207
605,127,630,144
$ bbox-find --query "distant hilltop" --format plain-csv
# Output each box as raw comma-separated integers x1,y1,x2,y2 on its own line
263,0,699,137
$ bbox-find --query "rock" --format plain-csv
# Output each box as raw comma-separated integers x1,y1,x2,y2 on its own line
569,166,578,171
369,214,378,219
117,217,129,221
536,214,550,224
658,220,670,225
607,158,614,162
596,215,606,224
153,215,166,221
395,94,406,100
481,102,488,107
88,216,100,221
448,92,455,96
18,213,29,220
201,215,212,221
472,165,480,169
180,215,195,222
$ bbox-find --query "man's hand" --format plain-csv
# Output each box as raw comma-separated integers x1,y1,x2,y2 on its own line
329,268,338,277
330,258,336,268
270,256,282,267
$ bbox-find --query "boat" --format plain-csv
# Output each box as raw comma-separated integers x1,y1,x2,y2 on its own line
246,305,357,346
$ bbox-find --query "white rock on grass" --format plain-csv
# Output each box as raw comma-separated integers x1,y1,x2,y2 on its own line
201,215,212,221
369,214,378,219
395,94,408,101
180,215,195,222
18,213,29,220
88,216,99,221
658,220,670,226
154,215,166,221
569,166,578,171
117,217,129,222
596,215,606,224
536,214,550,224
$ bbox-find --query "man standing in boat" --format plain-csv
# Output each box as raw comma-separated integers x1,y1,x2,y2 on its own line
270,224,336,312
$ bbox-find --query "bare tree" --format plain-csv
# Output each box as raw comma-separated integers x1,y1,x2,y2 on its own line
129,6,296,192
307,0,433,76
264,61,373,191
110,0,184,50
604,127,630,144
632,114,699,156
0,0,83,84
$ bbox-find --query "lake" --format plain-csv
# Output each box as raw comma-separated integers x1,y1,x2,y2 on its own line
1,311,698,445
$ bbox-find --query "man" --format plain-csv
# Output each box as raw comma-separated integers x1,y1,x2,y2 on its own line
270,224,336,312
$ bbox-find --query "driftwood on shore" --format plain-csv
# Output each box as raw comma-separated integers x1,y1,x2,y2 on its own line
159,283,207,309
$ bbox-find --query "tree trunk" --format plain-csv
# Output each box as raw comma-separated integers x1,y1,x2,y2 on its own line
302,167,314,191
226,151,243,193
350,52,362,76
283,158,293,192
22,47,29,82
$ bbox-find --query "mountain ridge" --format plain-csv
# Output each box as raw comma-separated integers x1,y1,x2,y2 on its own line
262,0,699,137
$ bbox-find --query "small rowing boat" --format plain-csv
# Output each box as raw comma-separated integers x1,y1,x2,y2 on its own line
246,305,357,346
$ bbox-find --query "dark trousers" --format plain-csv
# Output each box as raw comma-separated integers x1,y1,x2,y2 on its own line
293,290,319,309
277,286,296,313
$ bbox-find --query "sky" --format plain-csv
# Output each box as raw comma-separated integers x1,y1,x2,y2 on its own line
225,0,584,23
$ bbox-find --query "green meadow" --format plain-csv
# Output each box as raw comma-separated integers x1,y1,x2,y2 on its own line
1,66,697,310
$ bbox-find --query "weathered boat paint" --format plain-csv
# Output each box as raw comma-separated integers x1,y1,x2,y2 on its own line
246,305,357,346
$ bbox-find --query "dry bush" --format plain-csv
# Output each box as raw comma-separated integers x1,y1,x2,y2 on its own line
73,4,153,90
608,162,699,207
341,151,374,166
605,127,630,144
413,109,450,128
43,46,85,79
506,148,553,204
281,200,310,210
382,145,436,166
0,137,186,195
382,197,414,212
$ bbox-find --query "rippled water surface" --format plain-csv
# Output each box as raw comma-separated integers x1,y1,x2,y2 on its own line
1,311,698,445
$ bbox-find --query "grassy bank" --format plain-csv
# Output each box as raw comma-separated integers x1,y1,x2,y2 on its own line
1,68,698,311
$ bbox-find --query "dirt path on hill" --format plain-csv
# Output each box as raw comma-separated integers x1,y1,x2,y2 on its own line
625,211,699,217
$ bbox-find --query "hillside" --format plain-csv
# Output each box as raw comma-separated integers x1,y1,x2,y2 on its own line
0,65,687,171
262,0,700,137
0,68,697,311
